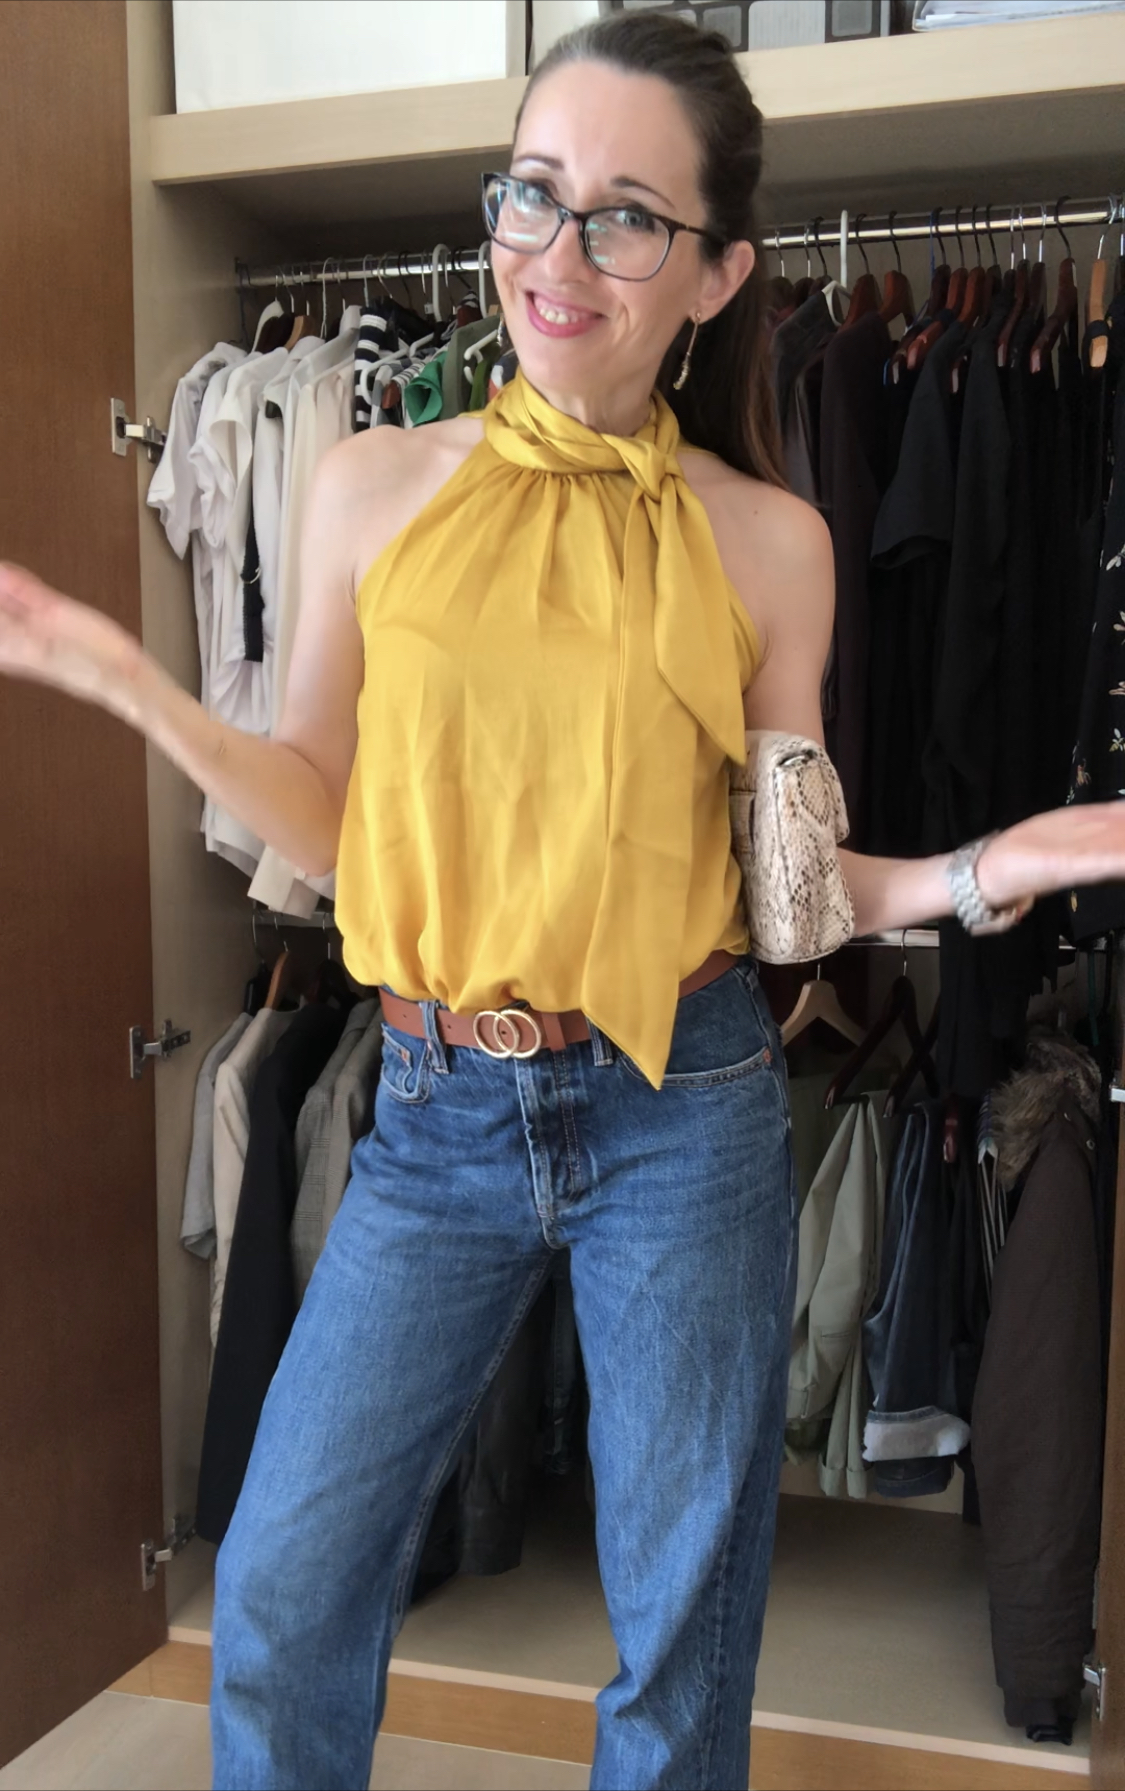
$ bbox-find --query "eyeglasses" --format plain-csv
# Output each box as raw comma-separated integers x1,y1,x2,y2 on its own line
481,172,724,283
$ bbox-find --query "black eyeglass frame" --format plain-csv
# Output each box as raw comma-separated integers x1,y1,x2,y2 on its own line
480,172,726,282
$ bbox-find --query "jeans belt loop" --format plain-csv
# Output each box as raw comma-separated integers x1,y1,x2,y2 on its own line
421,999,451,1074
587,1018,614,1067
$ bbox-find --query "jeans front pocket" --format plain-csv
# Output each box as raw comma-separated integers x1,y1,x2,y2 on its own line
379,1027,432,1105
621,961,778,1090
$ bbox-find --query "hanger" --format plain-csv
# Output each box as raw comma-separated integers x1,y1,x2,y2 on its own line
956,206,988,327
879,211,915,328
788,223,816,310
823,968,940,1109
254,268,297,356
244,910,272,1016
428,244,451,324
780,962,864,1051
285,267,316,348
318,258,342,340
944,207,969,317
997,207,1030,368
1025,201,1049,325
477,241,492,317
306,934,354,1010
841,214,879,329
264,939,296,1011
813,216,847,323
882,997,941,1119
252,270,285,351
890,209,948,380
1088,196,1117,371
948,207,990,393
1030,198,1078,375
905,209,956,373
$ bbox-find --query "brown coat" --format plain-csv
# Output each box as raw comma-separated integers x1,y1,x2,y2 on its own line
972,1046,1102,1738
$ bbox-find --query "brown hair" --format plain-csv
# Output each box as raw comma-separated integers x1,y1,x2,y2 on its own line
516,8,785,486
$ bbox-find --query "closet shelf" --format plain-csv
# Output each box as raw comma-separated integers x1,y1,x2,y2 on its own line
149,14,1125,233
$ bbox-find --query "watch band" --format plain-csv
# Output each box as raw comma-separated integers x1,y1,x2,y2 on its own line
947,833,1025,936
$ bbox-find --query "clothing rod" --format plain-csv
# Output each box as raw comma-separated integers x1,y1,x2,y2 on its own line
253,907,340,931
235,197,1122,291
237,247,490,292
764,196,1121,256
855,929,1092,953
250,915,1095,950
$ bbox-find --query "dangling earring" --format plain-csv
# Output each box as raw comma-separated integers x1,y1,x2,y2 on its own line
673,311,702,391
496,313,508,351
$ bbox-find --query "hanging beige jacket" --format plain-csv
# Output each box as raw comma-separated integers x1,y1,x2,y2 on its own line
786,1094,891,1498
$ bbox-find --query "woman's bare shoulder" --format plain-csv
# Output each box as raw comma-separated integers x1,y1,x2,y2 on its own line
680,449,828,563
313,414,487,594
679,449,833,654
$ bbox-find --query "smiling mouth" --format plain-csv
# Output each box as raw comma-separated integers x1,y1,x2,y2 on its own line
530,293,600,325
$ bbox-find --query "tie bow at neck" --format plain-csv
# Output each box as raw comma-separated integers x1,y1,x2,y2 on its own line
484,372,680,502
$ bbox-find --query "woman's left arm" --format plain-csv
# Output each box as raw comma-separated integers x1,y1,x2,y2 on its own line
725,483,1125,937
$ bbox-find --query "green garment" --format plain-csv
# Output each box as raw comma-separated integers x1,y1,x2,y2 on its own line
469,338,502,410
785,1093,891,1500
441,317,498,417
402,351,447,427
786,1063,888,1209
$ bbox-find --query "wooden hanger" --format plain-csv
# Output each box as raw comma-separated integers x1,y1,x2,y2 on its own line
891,210,950,377
1030,205,1077,376
824,974,940,1109
781,967,864,1051
841,213,878,330
265,946,296,1011
944,214,970,319
883,999,941,1119
1088,199,1117,371
878,213,915,329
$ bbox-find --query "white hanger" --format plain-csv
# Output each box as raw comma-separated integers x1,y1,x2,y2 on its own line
478,241,491,316
781,964,864,1050
251,271,284,351
319,258,341,339
429,244,451,323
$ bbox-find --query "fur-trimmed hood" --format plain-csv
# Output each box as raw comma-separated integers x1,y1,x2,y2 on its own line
991,1028,1101,1188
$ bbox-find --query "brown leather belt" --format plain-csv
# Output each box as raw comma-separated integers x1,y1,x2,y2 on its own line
379,949,739,1060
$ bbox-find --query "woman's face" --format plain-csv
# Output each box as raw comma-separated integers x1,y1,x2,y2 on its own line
492,59,754,431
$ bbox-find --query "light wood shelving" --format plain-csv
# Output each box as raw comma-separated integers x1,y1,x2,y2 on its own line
148,13,1125,234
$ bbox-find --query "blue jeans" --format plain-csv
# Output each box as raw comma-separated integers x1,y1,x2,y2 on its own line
210,960,797,1791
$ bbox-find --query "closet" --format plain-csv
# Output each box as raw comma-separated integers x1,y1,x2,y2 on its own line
4,3,1125,1787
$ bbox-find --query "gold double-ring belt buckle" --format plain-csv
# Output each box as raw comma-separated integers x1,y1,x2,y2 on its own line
472,1007,545,1060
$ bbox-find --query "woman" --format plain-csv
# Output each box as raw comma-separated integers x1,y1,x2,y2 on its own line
1,13,1122,1791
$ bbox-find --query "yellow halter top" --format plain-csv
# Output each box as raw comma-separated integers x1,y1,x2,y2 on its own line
335,372,760,1088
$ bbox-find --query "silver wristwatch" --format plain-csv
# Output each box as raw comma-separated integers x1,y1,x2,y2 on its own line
946,833,1024,936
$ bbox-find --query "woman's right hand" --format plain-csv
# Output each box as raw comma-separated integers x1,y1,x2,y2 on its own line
0,562,145,716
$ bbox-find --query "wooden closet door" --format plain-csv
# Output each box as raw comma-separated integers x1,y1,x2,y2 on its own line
0,0,165,1766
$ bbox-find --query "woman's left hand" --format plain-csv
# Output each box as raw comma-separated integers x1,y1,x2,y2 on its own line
977,803,1125,912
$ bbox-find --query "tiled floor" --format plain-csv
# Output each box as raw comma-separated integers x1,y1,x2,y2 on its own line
0,1693,590,1791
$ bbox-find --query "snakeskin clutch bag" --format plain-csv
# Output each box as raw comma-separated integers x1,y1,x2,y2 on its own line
728,731,855,964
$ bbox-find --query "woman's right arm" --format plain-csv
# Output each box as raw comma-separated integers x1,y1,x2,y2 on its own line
0,443,366,880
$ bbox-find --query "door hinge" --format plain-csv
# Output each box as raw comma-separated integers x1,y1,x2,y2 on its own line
1110,1082,1125,1105
142,1515,196,1591
1085,1660,1107,1721
130,1018,191,1080
111,398,167,463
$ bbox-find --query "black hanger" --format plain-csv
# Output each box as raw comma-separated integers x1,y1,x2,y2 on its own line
824,974,940,1110
883,998,941,1119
